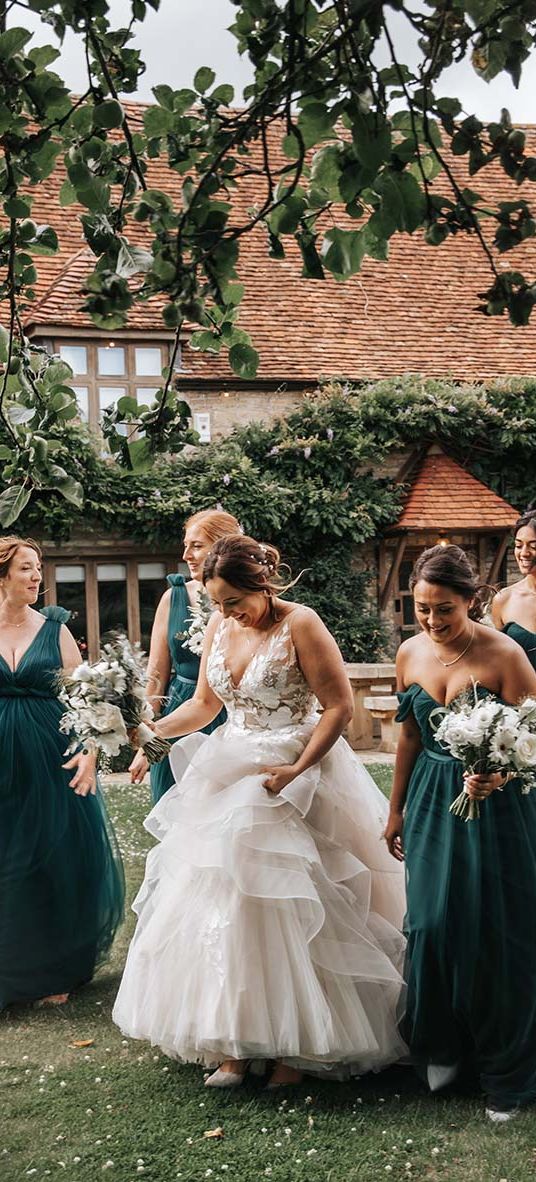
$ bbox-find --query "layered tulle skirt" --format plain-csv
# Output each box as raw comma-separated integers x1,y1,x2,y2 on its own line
113,720,406,1075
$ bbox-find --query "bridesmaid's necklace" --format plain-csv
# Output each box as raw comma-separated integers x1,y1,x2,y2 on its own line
431,625,475,667
0,611,29,628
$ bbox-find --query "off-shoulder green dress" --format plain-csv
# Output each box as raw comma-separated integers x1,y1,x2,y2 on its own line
0,607,125,1010
502,622,536,672
150,575,226,804
397,682,536,1108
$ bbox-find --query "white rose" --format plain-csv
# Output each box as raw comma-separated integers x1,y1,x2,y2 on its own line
92,702,128,738
513,731,536,769
518,698,536,724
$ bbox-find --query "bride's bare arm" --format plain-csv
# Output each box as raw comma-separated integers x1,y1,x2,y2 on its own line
263,609,353,792
154,614,223,739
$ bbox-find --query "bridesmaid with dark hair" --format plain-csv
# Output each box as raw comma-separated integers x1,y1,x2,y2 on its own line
492,508,536,671
384,544,536,1123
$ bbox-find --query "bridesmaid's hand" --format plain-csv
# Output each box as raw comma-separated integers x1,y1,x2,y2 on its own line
261,764,297,794
383,811,404,861
63,750,97,796
463,771,506,800
130,748,149,784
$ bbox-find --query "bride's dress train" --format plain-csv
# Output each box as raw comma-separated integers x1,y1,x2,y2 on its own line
113,617,406,1075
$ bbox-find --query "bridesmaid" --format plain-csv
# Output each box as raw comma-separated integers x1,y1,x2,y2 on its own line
384,544,536,1122
147,509,241,803
0,535,124,1009
492,508,536,671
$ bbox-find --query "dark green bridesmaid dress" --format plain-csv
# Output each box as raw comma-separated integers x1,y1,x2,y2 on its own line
502,622,536,672
0,607,125,1010
149,575,226,804
398,682,536,1108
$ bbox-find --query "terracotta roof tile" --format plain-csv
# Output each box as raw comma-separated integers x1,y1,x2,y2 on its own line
389,450,519,531
7,103,536,380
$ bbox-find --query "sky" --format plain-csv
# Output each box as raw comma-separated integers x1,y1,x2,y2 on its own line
17,0,536,123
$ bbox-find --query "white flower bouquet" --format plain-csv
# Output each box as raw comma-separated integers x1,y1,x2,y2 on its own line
431,683,536,820
176,589,212,657
58,631,171,765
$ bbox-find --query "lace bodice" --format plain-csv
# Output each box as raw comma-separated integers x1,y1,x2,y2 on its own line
207,615,318,733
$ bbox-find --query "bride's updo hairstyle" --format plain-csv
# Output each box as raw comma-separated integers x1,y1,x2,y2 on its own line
409,544,492,622
514,507,536,538
203,535,287,621
0,535,41,580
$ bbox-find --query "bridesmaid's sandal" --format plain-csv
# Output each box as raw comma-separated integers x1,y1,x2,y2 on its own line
34,993,70,1008
266,1064,303,1090
204,1059,251,1088
485,1101,519,1123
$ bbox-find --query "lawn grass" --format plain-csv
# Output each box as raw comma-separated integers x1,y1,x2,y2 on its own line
2,769,536,1182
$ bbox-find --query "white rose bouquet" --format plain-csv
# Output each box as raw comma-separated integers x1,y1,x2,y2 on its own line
176,588,212,657
431,683,536,821
58,632,171,765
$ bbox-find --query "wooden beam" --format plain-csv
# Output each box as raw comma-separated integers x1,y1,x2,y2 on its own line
487,534,510,586
85,561,100,662
126,558,141,645
380,536,407,611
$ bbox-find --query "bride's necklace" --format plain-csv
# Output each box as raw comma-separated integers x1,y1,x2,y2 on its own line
431,625,475,668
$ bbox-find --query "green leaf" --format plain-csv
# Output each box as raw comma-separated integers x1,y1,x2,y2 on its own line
0,27,32,60
59,180,77,207
190,330,222,353
126,439,153,472
55,475,84,507
194,67,216,94
310,144,344,200
351,111,392,175
0,325,9,364
143,105,175,137
116,242,153,278
321,228,365,279
117,395,140,415
31,225,59,255
3,198,32,219
211,84,234,105
152,84,175,110
229,343,259,379
0,484,31,528
268,193,306,235
7,404,34,425
92,99,124,130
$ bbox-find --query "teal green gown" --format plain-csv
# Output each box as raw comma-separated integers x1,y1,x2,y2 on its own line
150,575,226,805
502,622,536,672
0,607,125,1010
397,683,536,1108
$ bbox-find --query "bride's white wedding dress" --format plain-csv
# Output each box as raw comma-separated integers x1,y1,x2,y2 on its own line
113,615,407,1075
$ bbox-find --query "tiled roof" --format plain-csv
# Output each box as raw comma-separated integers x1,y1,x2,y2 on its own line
12,104,536,380
389,447,519,531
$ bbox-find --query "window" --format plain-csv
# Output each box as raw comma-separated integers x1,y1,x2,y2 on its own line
55,565,88,657
135,347,162,376
193,412,211,443
59,344,87,374
72,386,89,421
138,562,167,652
99,386,128,435
53,340,174,432
98,345,126,375
97,563,128,635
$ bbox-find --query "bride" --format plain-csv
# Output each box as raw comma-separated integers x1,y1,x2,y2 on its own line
113,535,406,1088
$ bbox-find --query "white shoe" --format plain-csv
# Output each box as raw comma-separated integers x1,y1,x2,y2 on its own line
485,1103,518,1124
204,1064,249,1088
426,1063,459,1092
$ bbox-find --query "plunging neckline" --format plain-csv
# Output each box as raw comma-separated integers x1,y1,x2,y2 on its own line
221,615,293,691
406,682,496,710
0,619,47,675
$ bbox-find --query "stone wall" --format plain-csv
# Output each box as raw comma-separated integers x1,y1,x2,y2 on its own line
184,386,307,437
